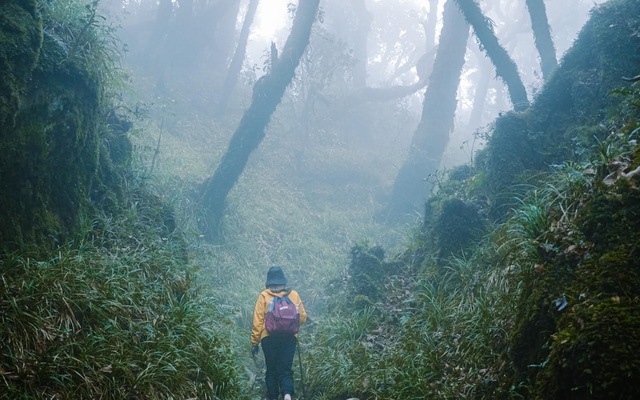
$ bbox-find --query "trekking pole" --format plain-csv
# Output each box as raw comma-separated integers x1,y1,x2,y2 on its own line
296,338,308,400
251,345,264,387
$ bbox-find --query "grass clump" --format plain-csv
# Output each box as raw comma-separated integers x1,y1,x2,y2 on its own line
302,241,516,399
0,199,241,399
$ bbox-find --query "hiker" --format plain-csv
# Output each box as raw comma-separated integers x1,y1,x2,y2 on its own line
251,266,307,400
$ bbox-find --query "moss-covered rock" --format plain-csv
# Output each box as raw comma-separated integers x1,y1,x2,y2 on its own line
484,112,538,196
431,198,484,258
547,300,640,399
0,0,131,253
509,149,640,399
348,243,388,305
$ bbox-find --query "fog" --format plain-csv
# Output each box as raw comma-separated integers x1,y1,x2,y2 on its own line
246,0,604,122
99,0,609,292
107,0,604,169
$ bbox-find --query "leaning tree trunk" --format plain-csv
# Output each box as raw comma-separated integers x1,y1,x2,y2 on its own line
525,0,557,80
385,0,470,221
453,0,529,111
201,0,320,242
216,0,261,114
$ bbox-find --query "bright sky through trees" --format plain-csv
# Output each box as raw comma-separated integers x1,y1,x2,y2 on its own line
253,0,289,38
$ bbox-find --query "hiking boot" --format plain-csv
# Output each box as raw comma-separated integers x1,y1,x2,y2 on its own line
284,395,292,400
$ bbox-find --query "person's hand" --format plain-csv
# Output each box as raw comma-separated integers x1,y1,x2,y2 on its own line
251,344,259,357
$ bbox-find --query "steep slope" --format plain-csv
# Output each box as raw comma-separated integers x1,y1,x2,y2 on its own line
482,0,640,218
300,1,640,398
0,0,130,253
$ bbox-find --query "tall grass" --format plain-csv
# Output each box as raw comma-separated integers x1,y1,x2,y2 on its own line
297,155,610,399
42,0,126,91
299,240,518,399
303,308,379,399
0,190,242,399
2,1,244,396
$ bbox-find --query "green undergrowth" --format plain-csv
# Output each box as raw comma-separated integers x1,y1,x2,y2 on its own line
301,129,640,399
1,1,245,396
0,179,242,398
301,234,517,399
7,0,634,398
505,132,640,398
299,2,640,395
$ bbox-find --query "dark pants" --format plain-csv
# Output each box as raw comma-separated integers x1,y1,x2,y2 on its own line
261,335,297,399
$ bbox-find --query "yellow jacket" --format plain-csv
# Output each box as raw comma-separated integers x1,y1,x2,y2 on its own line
251,288,307,345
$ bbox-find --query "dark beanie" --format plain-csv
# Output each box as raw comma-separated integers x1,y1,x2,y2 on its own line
265,266,287,287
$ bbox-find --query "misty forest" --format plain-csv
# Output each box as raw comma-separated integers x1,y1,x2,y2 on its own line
2,0,640,398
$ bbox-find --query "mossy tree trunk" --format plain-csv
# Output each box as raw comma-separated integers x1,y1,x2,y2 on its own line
216,0,260,114
525,0,557,80
453,0,530,111
385,0,470,221
200,0,320,242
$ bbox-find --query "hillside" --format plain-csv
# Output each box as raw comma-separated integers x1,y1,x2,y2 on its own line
300,0,640,398
1,0,639,399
